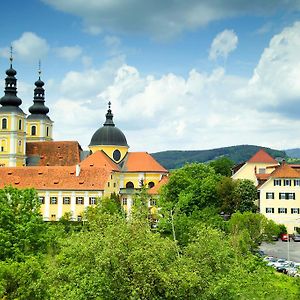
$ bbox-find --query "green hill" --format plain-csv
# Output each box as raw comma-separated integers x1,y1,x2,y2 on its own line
151,145,287,170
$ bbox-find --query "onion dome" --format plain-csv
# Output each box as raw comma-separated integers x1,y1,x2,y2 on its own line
0,49,23,110
89,102,128,147
27,62,51,120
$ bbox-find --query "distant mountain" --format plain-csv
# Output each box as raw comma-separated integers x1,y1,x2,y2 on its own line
151,145,287,170
285,148,300,159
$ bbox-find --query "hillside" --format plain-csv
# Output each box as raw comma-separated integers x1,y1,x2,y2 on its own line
285,148,300,159
151,145,287,170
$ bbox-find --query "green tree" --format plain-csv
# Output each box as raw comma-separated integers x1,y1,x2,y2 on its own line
228,211,281,251
209,156,234,176
0,186,50,261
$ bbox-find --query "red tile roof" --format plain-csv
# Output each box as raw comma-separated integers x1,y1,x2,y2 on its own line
270,162,300,178
248,149,278,164
26,141,82,166
256,174,271,180
148,175,169,195
0,165,110,191
124,152,168,172
80,150,120,172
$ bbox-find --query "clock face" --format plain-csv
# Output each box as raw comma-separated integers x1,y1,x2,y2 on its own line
113,149,121,161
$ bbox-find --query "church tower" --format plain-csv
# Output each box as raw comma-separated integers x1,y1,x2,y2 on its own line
89,102,129,163
0,50,26,167
26,63,53,142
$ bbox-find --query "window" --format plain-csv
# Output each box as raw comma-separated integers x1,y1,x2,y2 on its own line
46,127,49,136
274,179,281,186
126,181,134,189
278,208,287,214
76,197,84,205
258,168,266,174
107,182,110,187
291,208,300,214
113,182,116,187
284,179,292,186
295,180,300,186
266,208,274,213
279,193,295,200
1,146,4,152
39,196,45,204
50,197,57,204
31,125,36,136
89,197,97,205
266,192,274,199
18,119,22,130
150,199,156,206
122,198,127,205
77,215,82,221
148,181,155,188
63,197,70,204
2,118,7,129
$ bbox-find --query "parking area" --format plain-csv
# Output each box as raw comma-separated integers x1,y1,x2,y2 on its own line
260,240,300,262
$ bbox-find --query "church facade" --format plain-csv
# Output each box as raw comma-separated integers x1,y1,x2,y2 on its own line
0,59,168,221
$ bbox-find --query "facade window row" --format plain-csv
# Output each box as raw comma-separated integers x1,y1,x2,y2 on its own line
39,196,98,205
265,192,296,200
265,207,300,214
274,179,300,186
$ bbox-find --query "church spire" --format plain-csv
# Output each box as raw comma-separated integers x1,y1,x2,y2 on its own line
0,46,22,107
28,61,50,117
103,101,115,126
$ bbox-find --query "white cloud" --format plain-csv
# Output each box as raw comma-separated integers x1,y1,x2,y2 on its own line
42,0,300,40
11,32,49,62
54,45,82,62
209,29,238,60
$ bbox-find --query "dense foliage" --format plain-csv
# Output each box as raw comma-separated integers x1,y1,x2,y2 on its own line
0,166,299,299
152,145,287,169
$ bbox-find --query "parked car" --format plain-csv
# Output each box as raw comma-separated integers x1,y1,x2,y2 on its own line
280,233,290,241
291,233,300,242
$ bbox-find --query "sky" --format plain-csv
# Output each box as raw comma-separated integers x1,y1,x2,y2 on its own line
1,0,300,152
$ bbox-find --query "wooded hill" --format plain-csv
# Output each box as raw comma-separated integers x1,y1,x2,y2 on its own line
152,145,287,170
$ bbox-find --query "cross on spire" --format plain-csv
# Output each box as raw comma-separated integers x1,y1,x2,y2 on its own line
38,60,42,78
9,45,13,66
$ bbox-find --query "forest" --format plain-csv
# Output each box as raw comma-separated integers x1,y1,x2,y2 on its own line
0,159,299,299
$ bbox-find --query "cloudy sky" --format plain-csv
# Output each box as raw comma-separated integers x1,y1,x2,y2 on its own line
1,0,300,152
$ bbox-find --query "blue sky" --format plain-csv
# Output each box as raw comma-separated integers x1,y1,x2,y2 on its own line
1,0,300,152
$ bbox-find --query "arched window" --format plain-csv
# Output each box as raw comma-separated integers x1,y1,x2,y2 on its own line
2,118,7,129
18,119,22,130
148,182,155,188
126,181,134,189
31,125,36,136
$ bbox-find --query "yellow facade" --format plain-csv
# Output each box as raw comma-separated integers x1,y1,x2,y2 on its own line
0,112,26,167
37,190,103,221
260,178,300,233
232,161,276,184
26,119,53,142
89,145,128,163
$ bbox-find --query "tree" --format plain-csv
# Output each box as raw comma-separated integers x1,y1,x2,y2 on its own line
0,186,51,261
209,156,234,177
227,211,281,251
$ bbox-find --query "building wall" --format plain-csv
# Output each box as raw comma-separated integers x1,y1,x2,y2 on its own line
26,119,53,142
259,178,300,233
232,162,276,184
39,190,103,221
89,145,128,163
0,112,26,166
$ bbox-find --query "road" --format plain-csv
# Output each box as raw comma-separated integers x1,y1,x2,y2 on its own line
260,240,300,263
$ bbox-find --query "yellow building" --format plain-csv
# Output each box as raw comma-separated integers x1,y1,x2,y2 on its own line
232,149,300,233
0,61,168,221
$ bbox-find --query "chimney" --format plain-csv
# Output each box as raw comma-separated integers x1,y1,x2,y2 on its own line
76,164,81,177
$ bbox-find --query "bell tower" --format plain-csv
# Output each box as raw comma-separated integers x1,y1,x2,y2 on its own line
26,61,53,142
0,48,26,167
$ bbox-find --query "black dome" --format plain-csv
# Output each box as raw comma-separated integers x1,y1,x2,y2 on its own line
89,102,128,147
89,126,128,147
